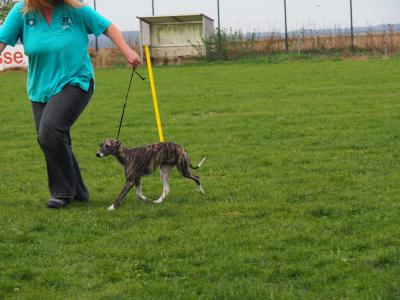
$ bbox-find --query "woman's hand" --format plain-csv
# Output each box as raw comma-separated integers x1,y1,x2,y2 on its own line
122,48,141,68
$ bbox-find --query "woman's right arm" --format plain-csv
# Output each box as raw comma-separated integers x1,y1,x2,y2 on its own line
0,2,23,50
0,43,6,54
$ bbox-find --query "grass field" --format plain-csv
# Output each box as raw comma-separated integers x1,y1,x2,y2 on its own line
1,55,400,299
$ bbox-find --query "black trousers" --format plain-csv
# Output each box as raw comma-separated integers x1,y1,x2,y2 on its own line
31,81,93,200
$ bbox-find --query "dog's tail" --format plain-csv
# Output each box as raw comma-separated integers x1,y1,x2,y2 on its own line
191,157,207,169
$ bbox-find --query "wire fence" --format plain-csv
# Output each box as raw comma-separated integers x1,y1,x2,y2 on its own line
89,0,400,57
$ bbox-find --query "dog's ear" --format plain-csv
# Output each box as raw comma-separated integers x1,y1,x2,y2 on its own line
115,140,121,147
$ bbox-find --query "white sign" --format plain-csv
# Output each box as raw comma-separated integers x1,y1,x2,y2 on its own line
0,45,28,71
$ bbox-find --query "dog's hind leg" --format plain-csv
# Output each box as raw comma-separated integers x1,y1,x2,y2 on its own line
108,180,134,211
196,177,205,194
134,177,147,202
193,174,205,194
177,160,205,194
154,164,173,204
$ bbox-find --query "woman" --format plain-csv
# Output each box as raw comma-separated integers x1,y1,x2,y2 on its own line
0,0,141,208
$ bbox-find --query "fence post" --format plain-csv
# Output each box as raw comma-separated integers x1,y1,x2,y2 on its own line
217,0,221,48
383,24,387,56
350,0,355,53
284,0,289,51
93,0,99,52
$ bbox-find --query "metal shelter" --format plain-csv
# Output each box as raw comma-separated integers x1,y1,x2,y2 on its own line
137,14,214,65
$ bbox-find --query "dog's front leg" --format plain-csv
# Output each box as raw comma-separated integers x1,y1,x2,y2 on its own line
134,177,147,201
108,180,134,211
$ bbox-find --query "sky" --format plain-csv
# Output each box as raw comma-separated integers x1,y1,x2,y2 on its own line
92,0,400,32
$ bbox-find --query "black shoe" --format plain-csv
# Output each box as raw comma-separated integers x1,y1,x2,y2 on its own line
47,197,70,209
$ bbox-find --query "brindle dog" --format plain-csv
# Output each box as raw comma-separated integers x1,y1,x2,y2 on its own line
96,139,206,210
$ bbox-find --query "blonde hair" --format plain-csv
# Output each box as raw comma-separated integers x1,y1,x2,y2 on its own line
24,0,83,13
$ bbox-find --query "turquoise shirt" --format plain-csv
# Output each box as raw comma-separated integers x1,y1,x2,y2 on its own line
0,1,111,102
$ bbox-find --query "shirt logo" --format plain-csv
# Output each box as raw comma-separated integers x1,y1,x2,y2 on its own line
60,15,72,30
26,17,36,28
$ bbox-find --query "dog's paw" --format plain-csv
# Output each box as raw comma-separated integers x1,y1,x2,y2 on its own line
153,199,163,204
197,185,205,194
107,204,115,211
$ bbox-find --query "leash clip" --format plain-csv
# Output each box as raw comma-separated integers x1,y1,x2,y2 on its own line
135,70,146,81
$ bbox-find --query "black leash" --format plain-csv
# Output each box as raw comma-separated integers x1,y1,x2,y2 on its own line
116,68,146,140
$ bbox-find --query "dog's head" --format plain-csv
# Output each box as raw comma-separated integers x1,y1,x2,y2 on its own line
96,139,121,158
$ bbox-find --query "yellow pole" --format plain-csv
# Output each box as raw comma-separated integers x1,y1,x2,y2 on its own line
145,45,164,142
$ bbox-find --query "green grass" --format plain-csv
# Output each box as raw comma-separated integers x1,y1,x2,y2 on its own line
1,56,400,299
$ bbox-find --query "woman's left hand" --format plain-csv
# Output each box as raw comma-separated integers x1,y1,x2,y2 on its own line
123,48,141,68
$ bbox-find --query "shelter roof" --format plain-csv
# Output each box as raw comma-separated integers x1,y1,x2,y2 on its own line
137,14,214,24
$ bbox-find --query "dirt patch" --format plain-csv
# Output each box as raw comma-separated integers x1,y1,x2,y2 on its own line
343,55,369,61
223,211,241,217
